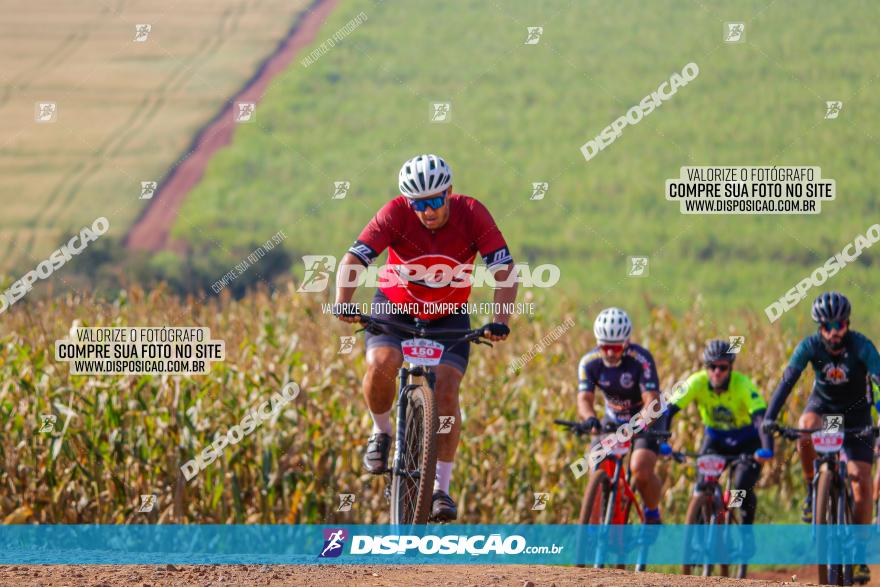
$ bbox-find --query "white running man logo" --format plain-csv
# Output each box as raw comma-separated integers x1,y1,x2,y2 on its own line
321,529,345,557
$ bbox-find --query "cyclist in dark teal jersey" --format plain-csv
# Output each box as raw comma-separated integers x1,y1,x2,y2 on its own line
763,292,879,582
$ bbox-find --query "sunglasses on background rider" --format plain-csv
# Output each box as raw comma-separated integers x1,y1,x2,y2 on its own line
706,362,730,373
409,193,447,212
599,343,626,353
820,320,846,332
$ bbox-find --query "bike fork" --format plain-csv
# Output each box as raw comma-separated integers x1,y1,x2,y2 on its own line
392,367,410,477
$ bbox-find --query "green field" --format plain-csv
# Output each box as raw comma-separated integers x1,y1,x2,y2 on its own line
0,0,309,272
172,0,880,330
4,0,878,531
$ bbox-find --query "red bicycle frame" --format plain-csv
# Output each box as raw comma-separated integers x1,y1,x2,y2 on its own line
597,450,644,524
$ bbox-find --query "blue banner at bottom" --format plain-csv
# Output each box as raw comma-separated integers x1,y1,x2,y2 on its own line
0,524,877,565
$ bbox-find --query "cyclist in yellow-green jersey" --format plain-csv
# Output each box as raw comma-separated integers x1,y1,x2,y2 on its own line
666,339,774,525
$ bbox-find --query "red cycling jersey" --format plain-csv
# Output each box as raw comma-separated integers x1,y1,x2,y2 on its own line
348,194,512,319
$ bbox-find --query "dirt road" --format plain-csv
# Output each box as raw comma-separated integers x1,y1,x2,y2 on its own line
124,0,338,252
0,564,814,586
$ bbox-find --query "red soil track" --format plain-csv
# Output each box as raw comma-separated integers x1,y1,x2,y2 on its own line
0,564,815,586
124,0,338,252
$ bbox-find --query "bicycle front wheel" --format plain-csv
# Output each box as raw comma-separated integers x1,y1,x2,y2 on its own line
814,467,837,585
724,504,748,579
577,470,611,568
390,385,437,524
682,494,715,576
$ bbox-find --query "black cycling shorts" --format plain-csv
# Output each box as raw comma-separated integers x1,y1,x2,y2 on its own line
804,394,875,464
364,291,471,374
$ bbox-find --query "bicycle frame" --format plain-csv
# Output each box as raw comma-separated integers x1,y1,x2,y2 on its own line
697,454,752,518
809,452,851,525
596,453,643,524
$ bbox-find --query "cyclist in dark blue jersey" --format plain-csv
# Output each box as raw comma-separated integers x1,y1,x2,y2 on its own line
577,307,668,523
764,292,880,537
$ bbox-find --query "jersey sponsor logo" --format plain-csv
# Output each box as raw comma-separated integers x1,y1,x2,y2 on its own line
483,247,512,267
349,242,376,263
619,372,634,389
822,362,849,385
711,405,735,426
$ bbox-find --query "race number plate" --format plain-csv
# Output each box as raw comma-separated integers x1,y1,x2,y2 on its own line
811,431,844,453
610,439,631,456
401,338,445,366
696,454,726,479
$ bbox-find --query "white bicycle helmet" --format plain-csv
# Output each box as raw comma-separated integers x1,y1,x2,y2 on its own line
398,154,452,198
593,307,633,343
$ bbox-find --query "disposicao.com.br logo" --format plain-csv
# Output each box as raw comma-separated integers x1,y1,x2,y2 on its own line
321,532,563,557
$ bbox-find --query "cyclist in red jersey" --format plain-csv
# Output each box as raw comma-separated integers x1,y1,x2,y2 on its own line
333,154,518,521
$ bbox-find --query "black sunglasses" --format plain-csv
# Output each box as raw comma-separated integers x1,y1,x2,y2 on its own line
707,363,730,373
820,320,846,332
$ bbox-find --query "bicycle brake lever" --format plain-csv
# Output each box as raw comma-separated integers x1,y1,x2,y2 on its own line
475,339,493,347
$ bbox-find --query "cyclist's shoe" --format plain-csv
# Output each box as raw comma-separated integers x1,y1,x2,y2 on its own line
362,433,391,474
431,491,458,522
801,488,813,523
854,564,870,584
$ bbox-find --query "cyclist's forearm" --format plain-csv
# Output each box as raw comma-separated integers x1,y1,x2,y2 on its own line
752,409,773,452
490,264,518,325
639,391,665,428
765,366,802,421
577,392,597,420
334,253,365,305
665,404,681,430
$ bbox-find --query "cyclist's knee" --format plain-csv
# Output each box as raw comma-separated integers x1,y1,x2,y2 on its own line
367,346,402,370
630,459,656,480
798,411,821,429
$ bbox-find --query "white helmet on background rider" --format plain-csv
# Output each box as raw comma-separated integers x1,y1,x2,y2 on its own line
398,154,452,198
593,307,633,344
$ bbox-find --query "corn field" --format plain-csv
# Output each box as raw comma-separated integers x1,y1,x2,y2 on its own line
0,285,816,525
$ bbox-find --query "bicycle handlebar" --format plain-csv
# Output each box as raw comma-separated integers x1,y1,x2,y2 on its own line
771,424,879,441
352,313,491,345
554,419,671,439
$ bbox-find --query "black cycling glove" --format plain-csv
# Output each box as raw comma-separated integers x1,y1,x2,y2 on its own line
576,417,601,436
482,323,510,337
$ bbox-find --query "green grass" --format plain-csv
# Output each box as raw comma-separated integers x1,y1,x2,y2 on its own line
174,0,880,330
0,0,310,271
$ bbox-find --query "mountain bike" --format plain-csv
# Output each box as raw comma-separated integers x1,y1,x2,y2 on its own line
772,424,878,586
673,450,755,578
555,419,670,570
354,313,491,524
